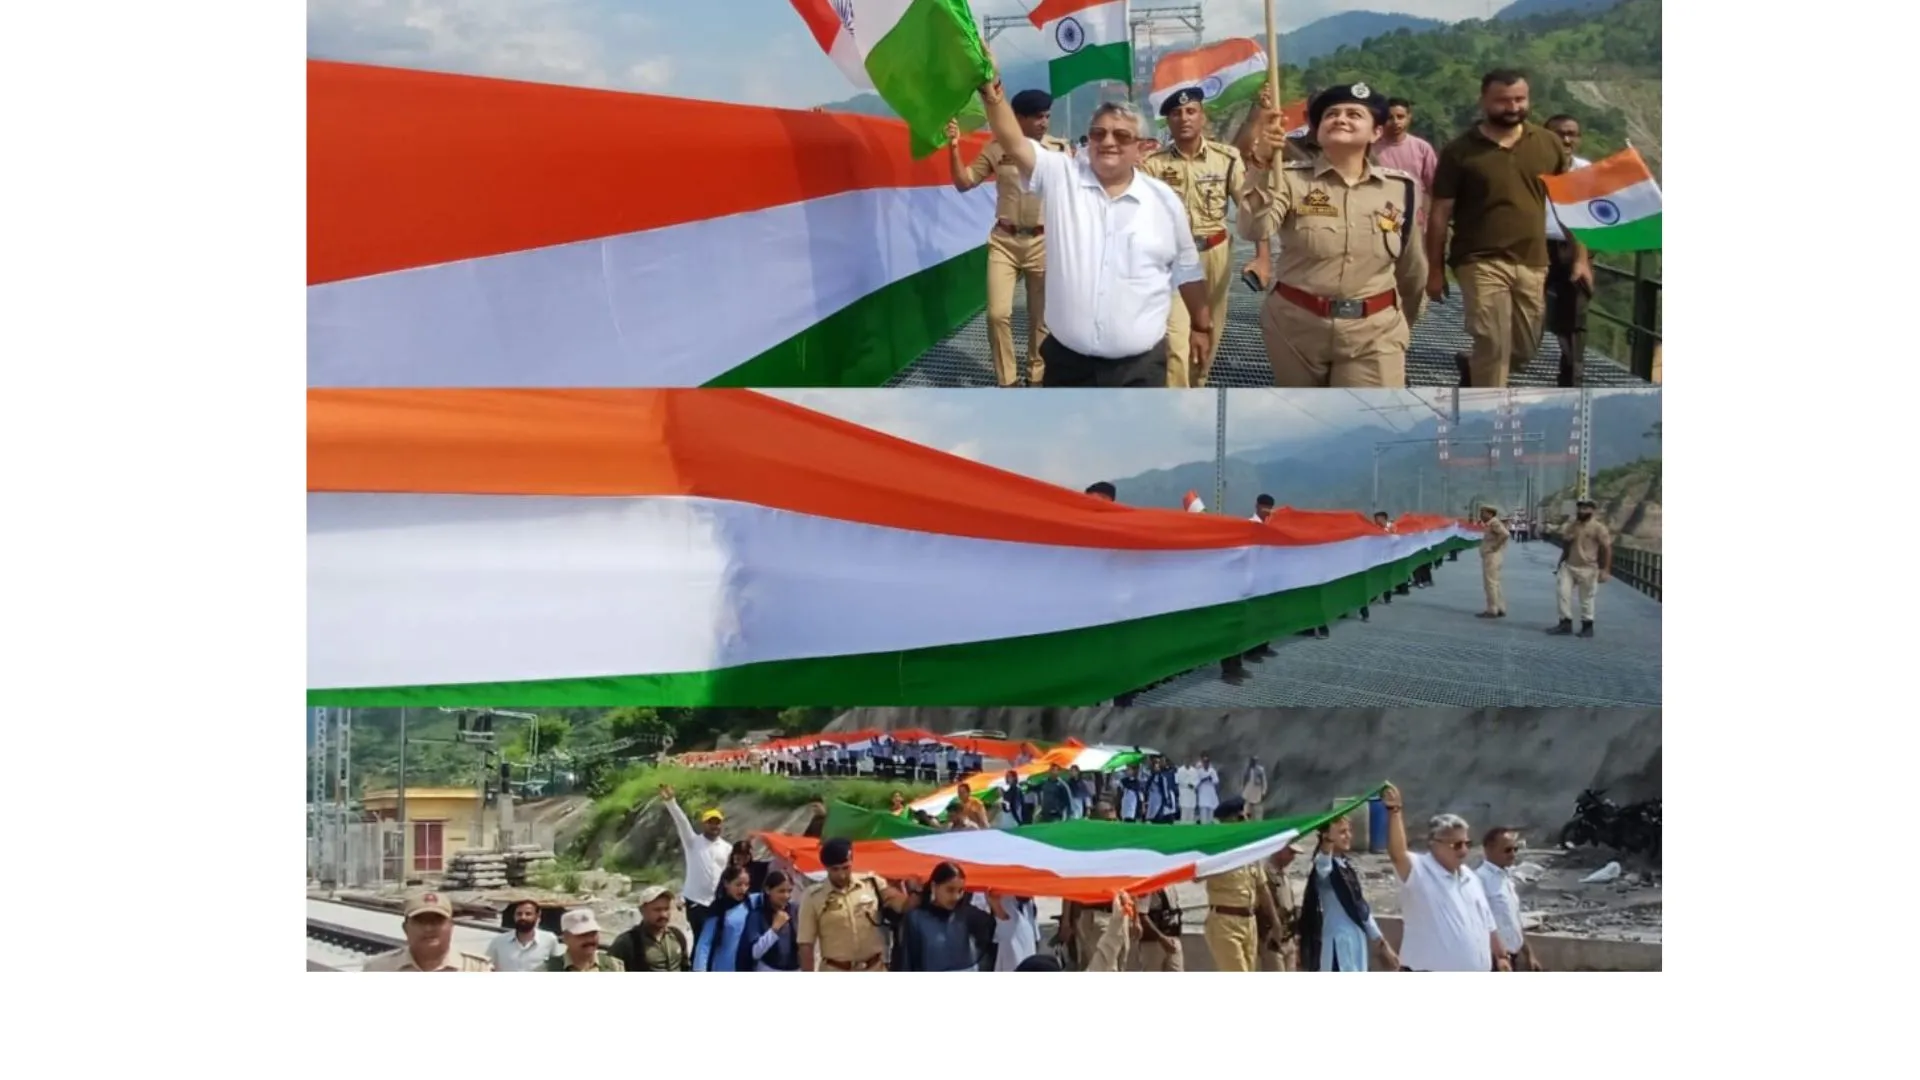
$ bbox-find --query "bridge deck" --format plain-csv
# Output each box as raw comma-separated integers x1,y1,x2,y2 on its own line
1129,539,1660,708
889,238,1652,389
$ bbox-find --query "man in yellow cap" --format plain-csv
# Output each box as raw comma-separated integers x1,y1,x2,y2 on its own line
660,784,732,939
363,890,489,971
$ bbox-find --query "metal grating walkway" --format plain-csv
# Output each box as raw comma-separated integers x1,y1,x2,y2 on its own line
1128,539,1661,708
888,238,1653,389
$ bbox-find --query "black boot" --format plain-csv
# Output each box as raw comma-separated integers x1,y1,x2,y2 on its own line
1221,657,1248,685
1455,351,1472,387
1547,619,1574,635
1577,620,1594,638
1359,605,1371,622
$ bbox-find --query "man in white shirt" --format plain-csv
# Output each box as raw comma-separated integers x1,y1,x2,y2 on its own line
975,60,1214,388
659,784,732,940
1242,757,1268,819
486,898,562,971
1475,827,1541,970
1542,114,1593,387
1381,784,1510,971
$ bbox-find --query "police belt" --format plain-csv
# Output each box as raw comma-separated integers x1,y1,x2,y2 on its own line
1274,282,1396,320
1194,231,1229,252
1209,904,1256,918
821,953,886,971
996,220,1044,237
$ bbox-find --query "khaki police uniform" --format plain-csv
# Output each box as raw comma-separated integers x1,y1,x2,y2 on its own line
362,947,490,972
798,873,889,971
1144,138,1247,388
1257,862,1300,972
1481,513,1511,615
1237,154,1430,387
1202,863,1263,972
966,135,1073,387
1557,518,1612,623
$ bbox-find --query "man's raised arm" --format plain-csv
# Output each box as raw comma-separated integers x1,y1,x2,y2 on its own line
975,58,1036,180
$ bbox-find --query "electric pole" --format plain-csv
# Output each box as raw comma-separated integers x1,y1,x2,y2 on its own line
1576,388,1593,501
1214,385,1227,515
397,707,410,883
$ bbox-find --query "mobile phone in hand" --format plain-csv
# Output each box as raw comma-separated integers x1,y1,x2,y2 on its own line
1241,269,1263,292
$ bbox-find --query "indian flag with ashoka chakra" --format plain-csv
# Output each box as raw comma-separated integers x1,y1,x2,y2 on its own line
306,390,1482,707
762,790,1387,902
1149,38,1268,118
1029,0,1132,97
1543,147,1663,254
306,60,997,389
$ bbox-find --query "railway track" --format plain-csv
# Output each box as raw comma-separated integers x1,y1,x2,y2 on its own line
307,898,499,971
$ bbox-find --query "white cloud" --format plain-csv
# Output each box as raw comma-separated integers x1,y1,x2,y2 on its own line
307,0,668,91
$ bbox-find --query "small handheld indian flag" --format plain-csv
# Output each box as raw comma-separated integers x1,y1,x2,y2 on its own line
1149,39,1269,118
789,0,992,158
1543,147,1663,254
1183,491,1207,514
1029,0,1132,97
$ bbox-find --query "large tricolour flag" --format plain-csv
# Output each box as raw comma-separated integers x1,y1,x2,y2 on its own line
1029,0,1132,97
1149,38,1267,118
1543,147,1663,254
789,0,992,157
307,390,1481,706
307,61,996,389
761,790,1387,902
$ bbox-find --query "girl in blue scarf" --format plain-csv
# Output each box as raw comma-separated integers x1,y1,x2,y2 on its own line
736,869,803,971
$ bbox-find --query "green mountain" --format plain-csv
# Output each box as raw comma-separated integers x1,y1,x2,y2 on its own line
1101,392,1661,520
1285,11,1445,63
1496,0,1625,19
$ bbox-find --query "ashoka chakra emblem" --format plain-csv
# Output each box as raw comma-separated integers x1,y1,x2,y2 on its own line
1587,197,1621,225
1056,16,1085,52
1201,76,1223,98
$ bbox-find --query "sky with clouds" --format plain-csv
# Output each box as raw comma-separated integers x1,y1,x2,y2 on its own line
759,389,1647,488
308,1,1516,109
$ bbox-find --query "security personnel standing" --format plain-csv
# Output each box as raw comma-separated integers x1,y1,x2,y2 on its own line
1237,83,1430,387
797,837,897,971
1145,87,1262,388
1199,797,1279,971
1478,503,1511,618
1550,497,1613,638
948,90,1073,388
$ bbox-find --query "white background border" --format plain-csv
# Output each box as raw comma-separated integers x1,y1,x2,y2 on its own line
0,0,1898,1067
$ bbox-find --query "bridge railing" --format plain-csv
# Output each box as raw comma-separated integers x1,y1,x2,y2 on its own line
1544,534,1662,602
1591,253,1661,382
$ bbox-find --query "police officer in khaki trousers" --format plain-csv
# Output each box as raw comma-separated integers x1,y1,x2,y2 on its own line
797,838,898,971
1200,797,1280,971
947,90,1073,387
1477,503,1511,619
1237,83,1429,387
1145,87,1264,388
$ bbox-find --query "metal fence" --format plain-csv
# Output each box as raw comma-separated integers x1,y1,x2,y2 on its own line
1544,535,1662,602
308,821,401,889
1591,253,1662,381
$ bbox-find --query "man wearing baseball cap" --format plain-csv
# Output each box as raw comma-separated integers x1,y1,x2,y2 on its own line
1549,497,1613,637
660,784,732,939
362,890,490,971
544,908,624,971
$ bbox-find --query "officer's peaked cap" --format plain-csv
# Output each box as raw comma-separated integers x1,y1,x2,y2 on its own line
1160,86,1205,116
820,837,854,866
1309,82,1389,130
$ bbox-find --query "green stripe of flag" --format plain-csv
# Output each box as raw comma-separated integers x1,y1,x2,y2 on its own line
308,538,1475,707
1050,40,1131,96
866,0,994,159
1569,210,1662,254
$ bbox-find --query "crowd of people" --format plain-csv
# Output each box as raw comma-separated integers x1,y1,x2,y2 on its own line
363,781,1542,974
955,47,1602,390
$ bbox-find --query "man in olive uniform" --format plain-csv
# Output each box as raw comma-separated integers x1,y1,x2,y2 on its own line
1236,83,1430,387
1258,843,1303,972
1550,497,1613,637
1478,503,1511,619
798,837,899,971
948,90,1073,387
544,908,625,971
1200,797,1281,971
1145,87,1265,388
